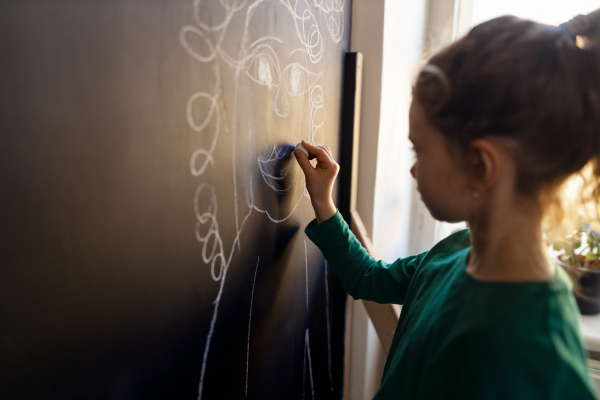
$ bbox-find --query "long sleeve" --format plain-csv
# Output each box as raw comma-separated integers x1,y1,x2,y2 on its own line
305,210,427,304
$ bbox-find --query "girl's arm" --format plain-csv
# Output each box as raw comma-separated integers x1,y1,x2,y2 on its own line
295,141,426,304
304,209,426,303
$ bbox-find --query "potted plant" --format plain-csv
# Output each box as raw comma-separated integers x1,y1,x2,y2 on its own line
549,222,600,315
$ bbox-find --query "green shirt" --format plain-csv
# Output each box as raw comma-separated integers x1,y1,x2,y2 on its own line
305,211,598,400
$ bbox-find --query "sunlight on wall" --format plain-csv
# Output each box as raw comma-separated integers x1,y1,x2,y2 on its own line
372,0,428,261
472,0,598,27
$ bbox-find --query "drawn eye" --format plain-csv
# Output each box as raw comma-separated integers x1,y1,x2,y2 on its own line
282,63,321,96
246,51,281,89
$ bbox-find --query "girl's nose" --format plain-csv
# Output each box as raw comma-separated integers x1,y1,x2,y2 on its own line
410,164,416,179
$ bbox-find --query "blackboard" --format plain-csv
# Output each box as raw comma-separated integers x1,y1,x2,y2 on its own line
0,1,352,399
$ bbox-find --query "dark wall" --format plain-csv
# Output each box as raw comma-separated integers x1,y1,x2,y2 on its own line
0,1,352,399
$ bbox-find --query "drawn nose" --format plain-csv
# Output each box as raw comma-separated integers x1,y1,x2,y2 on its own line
273,88,290,117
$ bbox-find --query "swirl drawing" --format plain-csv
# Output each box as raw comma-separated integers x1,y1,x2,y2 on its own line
179,0,345,398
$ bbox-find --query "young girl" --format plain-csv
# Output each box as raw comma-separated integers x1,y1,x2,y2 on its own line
294,11,600,400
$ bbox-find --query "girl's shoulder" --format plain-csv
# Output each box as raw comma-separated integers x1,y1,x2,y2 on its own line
437,228,470,250
418,228,471,267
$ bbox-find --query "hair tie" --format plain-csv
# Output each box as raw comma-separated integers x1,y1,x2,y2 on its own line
560,9,600,50
417,64,451,112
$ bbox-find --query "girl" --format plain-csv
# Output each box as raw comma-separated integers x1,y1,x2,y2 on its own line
294,10,600,400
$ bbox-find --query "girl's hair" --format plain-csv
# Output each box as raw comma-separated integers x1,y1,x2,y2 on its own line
413,11,600,242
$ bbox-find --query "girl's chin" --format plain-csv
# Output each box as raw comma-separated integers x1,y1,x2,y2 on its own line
423,202,455,223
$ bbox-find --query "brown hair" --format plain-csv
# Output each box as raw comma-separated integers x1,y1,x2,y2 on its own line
414,12,600,233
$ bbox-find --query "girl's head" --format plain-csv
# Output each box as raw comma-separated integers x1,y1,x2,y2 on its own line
410,11,600,232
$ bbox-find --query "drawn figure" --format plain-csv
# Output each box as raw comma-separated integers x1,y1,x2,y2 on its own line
179,1,344,398
314,0,346,43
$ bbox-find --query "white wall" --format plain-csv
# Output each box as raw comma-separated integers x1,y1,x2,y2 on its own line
347,0,430,399
471,0,599,27
350,0,385,239
346,300,386,400
347,1,387,398
372,0,428,262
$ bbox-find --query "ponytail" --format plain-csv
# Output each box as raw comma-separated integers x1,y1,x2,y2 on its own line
543,10,600,302
560,8,600,50
550,10,600,236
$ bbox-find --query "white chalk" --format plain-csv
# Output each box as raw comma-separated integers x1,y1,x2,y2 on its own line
294,143,309,158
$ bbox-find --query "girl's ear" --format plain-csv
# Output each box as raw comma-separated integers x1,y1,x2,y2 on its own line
467,139,506,191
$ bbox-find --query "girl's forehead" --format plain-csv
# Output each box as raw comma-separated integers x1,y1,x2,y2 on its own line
409,99,427,122
409,101,435,141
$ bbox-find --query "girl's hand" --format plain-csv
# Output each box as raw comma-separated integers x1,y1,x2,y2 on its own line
294,140,339,224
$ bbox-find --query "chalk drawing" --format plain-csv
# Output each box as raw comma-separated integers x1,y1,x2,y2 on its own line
257,143,297,193
188,91,219,177
314,0,346,43
303,329,315,400
193,181,254,399
281,0,324,63
253,192,306,223
245,257,260,397
310,84,326,145
179,1,345,398
303,240,315,399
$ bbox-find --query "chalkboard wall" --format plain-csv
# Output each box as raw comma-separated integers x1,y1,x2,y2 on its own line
0,0,352,399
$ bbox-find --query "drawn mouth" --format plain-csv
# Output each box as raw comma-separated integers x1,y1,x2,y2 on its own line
258,143,297,192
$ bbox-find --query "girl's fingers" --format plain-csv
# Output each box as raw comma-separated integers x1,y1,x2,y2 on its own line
294,149,314,177
309,142,334,161
300,140,321,156
301,140,333,164
320,146,333,159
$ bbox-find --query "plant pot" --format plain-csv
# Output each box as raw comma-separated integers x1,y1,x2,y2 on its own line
554,257,600,315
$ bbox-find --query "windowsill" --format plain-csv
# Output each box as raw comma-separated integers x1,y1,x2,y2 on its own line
581,314,600,353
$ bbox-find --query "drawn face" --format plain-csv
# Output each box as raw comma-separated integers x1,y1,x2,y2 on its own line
179,1,347,398
182,0,339,223
234,1,328,223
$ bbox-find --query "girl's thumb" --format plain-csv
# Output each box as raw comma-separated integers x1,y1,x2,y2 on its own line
294,150,313,176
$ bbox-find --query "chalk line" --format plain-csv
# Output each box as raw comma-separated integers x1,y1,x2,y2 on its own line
245,256,260,397
303,329,315,400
